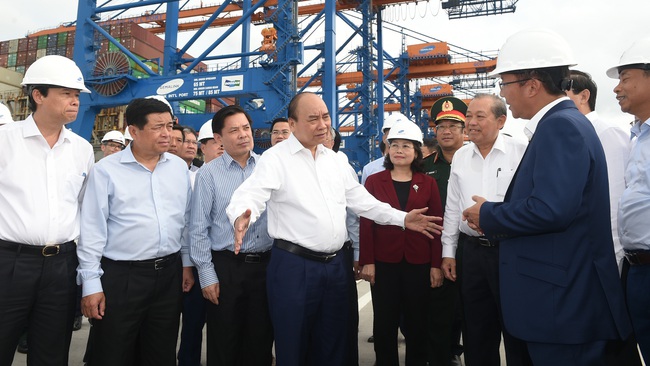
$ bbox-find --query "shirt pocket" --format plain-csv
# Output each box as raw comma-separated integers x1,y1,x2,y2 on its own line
64,173,85,203
496,169,515,198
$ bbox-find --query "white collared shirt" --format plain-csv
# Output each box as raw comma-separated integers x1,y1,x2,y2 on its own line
586,111,631,272
0,115,94,245
441,133,527,258
226,134,405,253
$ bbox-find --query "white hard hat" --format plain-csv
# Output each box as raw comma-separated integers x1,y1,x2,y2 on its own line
0,103,13,125
606,37,650,78
21,55,91,93
123,127,133,140
387,120,423,145
489,28,576,77
145,95,173,115
382,112,410,131
198,119,214,141
101,130,125,145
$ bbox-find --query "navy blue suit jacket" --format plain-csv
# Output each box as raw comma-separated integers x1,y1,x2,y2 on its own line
479,100,631,344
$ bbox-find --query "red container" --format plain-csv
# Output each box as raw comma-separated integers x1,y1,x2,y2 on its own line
16,51,27,65
17,38,28,52
0,41,8,54
0,54,7,68
28,37,38,51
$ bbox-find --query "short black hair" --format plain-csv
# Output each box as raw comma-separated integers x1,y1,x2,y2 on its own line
333,128,342,152
510,66,570,97
383,143,424,173
125,98,174,129
24,85,52,112
172,124,185,140
569,70,597,112
212,105,252,135
270,117,289,132
422,138,437,151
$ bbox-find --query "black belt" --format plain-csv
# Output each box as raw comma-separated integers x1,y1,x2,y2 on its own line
102,252,179,270
625,250,650,266
0,239,76,257
212,250,271,264
459,233,498,247
274,239,338,263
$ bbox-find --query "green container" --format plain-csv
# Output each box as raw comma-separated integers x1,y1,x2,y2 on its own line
38,35,48,49
57,32,67,46
7,53,16,67
108,39,120,52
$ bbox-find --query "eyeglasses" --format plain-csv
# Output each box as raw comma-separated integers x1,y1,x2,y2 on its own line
389,143,414,151
498,78,533,88
271,130,291,136
103,142,125,150
435,125,463,133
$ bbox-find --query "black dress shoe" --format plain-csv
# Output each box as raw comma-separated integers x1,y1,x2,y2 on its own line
367,335,374,343
73,316,83,331
16,333,28,354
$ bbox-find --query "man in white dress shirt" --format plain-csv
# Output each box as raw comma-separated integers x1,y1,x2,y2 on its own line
0,55,94,366
226,92,443,366
440,93,528,366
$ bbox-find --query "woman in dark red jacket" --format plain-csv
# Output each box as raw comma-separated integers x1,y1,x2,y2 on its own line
360,119,443,366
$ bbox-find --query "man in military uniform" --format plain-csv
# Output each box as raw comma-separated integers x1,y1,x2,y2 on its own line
423,97,467,366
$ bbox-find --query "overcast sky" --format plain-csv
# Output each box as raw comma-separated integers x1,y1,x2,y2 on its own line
2,0,647,136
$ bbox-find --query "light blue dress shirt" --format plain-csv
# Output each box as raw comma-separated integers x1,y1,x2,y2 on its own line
619,118,650,251
189,151,272,288
77,145,192,296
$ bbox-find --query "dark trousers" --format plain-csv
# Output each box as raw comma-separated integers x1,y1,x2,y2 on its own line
178,266,207,366
0,240,78,366
206,250,273,366
373,260,430,366
87,253,183,366
427,279,462,366
267,244,350,366
344,243,360,366
458,234,530,366
527,340,607,366
626,261,650,364
604,259,642,366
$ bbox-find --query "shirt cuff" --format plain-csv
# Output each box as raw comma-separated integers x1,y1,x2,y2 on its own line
354,248,360,261
442,244,457,258
198,266,219,289
181,252,193,267
81,278,104,297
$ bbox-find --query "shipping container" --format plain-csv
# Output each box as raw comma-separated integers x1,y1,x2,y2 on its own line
6,66,15,71
47,34,58,48
66,45,74,58
28,37,38,51
108,39,121,52
8,39,18,53
57,32,68,46
46,47,57,56
26,50,37,64
67,31,75,45
15,66,26,74
16,52,27,66
36,48,47,58
38,35,48,49
0,41,8,54
0,54,7,68
17,39,28,52
7,53,16,67
56,46,67,56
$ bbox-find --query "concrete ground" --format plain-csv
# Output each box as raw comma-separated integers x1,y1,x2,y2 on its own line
11,280,445,366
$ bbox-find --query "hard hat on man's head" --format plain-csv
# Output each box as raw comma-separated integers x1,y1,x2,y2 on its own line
123,127,133,141
101,130,126,146
198,119,214,141
387,120,423,145
430,97,467,125
0,103,13,125
606,37,650,78
382,112,410,132
489,28,576,77
21,55,91,93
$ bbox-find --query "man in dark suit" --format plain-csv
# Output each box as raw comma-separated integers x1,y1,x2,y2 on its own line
463,29,632,366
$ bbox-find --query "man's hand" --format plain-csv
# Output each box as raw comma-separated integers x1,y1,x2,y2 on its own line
233,209,252,254
182,267,195,292
360,264,376,285
430,267,443,288
462,195,487,234
202,283,220,305
441,257,457,281
405,207,443,239
353,261,361,281
81,292,106,320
